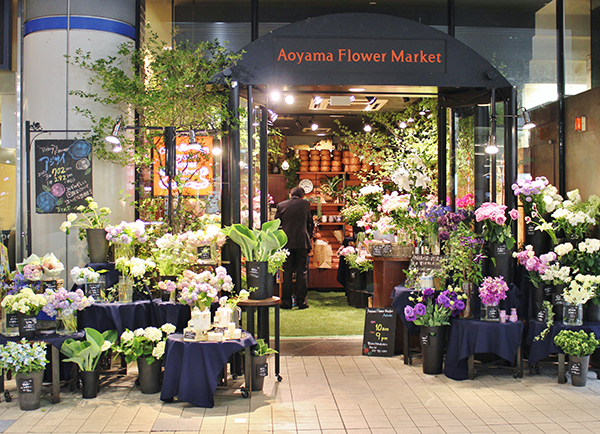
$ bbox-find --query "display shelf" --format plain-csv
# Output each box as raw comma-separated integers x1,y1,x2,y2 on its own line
297,171,346,175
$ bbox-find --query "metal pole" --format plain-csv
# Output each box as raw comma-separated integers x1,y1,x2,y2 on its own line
505,87,518,210
260,106,268,224
251,0,259,42
437,103,447,205
490,89,497,203
557,0,566,196
447,0,455,37
164,126,176,228
449,108,457,210
247,86,254,229
25,121,31,256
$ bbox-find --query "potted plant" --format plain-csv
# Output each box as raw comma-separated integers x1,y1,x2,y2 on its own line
1,287,47,339
42,287,95,335
59,197,112,263
114,256,155,303
561,275,599,326
0,339,48,410
221,219,288,299
319,175,344,203
554,329,599,386
251,338,278,391
404,286,467,374
113,323,176,394
60,327,117,398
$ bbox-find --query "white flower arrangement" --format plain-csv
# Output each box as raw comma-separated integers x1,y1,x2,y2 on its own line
562,274,600,305
578,238,600,254
554,242,574,257
113,323,176,364
359,185,383,196
115,257,156,278
1,287,47,315
70,266,100,286
540,263,572,285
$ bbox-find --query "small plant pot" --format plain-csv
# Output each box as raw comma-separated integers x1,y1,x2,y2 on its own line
137,357,162,394
80,370,100,399
251,355,268,391
16,371,44,411
569,355,590,387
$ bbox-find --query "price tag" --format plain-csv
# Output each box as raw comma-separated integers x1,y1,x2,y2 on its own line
85,282,104,300
371,244,393,257
420,334,430,347
495,244,508,255
19,378,34,393
43,280,58,291
183,330,196,340
197,246,212,260
566,306,579,321
571,362,582,376
257,363,268,378
536,309,547,322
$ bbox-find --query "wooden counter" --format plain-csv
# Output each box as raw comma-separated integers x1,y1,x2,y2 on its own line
368,256,411,308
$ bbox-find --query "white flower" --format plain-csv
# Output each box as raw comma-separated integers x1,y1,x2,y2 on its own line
567,189,581,204
100,340,112,352
160,323,176,335
67,213,77,222
359,185,383,196
152,341,166,359
144,327,163,342
554,243,573,257
133,328,145,337
121,330,134,342
88,201,99,211
60,221,72,232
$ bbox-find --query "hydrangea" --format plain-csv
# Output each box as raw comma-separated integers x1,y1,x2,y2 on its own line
113,323,175,364
161,323,176,335
42,287,94,317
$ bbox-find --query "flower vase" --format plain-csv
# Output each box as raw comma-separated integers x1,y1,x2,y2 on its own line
192,308,211,332
137,357,162,394
552,284,566,322
17,313,37,340
481,302,500,322
56,310,78,335
114,244,134,261
585,301,600,323
460,283,476,319
16,371,44,410
420,326,446,374
562,302,583,326
86,228,109,263
569,355,590,387
118,276,134,303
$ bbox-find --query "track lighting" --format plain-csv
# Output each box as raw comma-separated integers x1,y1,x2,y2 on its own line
310,118,319,131
295,119,303,129
105,116,122,146
366,96,377,105
285,94,295,104
485,135,499,154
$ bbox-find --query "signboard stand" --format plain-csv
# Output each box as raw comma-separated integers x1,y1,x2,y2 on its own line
362,308,396,357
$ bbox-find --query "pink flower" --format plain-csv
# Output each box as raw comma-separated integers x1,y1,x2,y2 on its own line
509,209,520,220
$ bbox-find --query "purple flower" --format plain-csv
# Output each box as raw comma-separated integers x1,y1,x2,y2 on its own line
423,287,435,298
437,293,451,308
454,299,465,312
414,303,427,316
404,305,416,322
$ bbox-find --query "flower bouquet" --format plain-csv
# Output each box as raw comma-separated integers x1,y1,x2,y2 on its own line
511,175,562,216
70,266,101,286
551,190,600,241
1,287,47,315
357,184,384,213
404,286,467,326
478,276,508,321
60,197,111,239
177,266,233,311
42,287,94,334
183,224,227,264
17,253,64,281
340,204,369,227
513,245,556,288
337,245,373,273
151,233,197,277
114,256,155,302
105,219,148,259
474,202,519,250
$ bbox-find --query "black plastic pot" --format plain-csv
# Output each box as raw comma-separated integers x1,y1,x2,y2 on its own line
247,262,272,300
420,326,446,375
487,242,513,283
80,370,100,399
569,355,590,387
137,357,162,394
585,302,600,323
251,355,268,391
87,228,110,263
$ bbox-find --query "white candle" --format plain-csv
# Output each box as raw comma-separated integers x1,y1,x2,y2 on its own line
232,329,242,339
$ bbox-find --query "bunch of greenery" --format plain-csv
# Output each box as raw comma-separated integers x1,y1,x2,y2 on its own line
61,328,118,371
340,204,368,226
554,330,599,357
441,222,485,287
253,338,278,356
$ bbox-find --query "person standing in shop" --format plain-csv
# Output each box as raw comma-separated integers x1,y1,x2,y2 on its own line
275,186,314,310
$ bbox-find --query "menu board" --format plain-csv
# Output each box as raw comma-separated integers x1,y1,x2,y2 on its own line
35,139,93,214
362,308,396,357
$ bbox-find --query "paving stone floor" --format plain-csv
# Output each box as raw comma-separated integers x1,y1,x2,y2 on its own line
1,337,600,434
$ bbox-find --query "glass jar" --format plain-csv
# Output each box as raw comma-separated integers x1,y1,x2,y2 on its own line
563,302,583,326
118,276,133,303
481,302,500,322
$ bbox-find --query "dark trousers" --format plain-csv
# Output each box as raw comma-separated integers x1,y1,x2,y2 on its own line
282,248,309,308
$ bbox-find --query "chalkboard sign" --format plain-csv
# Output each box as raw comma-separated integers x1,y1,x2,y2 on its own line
405,254,443,287
43,280,58,292
19,378,34,394
85,282,104,300
420,334,429,347
198,246,212,260
248,265,260,279
362,308,396,357
6,313,18,328
536,309,547,323
571,362,582,376
371,243,393,257
20,316,37,332
257,362,268,378
35,139,93,214
486,305,500,320
553,293,563,305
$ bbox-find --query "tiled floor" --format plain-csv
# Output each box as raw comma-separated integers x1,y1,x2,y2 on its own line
1,337,600,434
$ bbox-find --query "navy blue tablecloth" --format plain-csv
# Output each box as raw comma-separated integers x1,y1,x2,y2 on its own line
149,300,191,333
160,333,256,408
444,319,524,380
0,330,85,348
525,319,600,365
79,300,151,334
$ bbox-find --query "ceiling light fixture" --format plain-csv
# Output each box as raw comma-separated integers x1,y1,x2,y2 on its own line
310,117,319,131
313,95,323,105
295,119,303,129
364,124,372,132
285,94,295,104
349,88,365,92
485,135,499,155
522,110,536,130
270,91,281,101
268,109,278,122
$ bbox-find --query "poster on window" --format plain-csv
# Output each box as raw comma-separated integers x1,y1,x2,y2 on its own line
152,136,213,196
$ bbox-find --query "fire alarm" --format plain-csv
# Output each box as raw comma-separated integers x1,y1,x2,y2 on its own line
575,116,587,132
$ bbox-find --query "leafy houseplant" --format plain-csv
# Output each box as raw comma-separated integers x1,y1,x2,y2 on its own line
251,338,278,391
59,196,111,240
61,327,117,372
253,338,278,356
